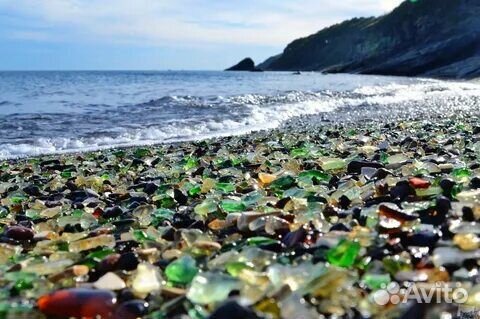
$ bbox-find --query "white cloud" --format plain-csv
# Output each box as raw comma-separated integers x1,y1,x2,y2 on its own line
0,0,404,47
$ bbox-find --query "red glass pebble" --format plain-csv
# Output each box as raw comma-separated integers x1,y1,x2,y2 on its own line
409,177,430,189
37,288,116,318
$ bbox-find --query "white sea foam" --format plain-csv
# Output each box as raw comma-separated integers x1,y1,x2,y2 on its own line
1,72,479,159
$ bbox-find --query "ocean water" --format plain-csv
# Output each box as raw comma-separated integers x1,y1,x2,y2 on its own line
0,71,479,159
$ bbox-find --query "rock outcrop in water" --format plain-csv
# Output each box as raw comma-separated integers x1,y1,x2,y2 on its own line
225,58,259,71
257,0,480,79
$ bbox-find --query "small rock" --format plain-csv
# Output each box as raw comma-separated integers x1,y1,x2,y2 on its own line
115,300,149,319
93,272,126,290
209,301,261,319
347,160,384,174
470,177,480,189
390,181,414,200
409,177,430,189
379,203,418,222
440,178,456,194
103,206,123,219
23,185,42,196
131,263,162,297
5,226,34,241
37,288,116,318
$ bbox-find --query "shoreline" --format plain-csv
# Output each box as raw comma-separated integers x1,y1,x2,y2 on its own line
1,113,480,318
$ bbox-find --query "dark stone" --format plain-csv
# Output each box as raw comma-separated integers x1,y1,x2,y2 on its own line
347,160,384,174
112,218,136,228
172,213,196,229
462,206,475,222
275,197,291,209
5,226,34,241
435,196,451,216
115,241,140,254
470,176,480,189
338,195,351,209
129,196,147,204
116,252,140,271
115,300,149,319
69,189,99,202
208,301,261,319
225,58,259,72
282,227,307,248
23,184,42,196
173,189,188,205
330,223,351,232
372,168,392,180
103,206,123,219
439,178,456,196
259,242,285,253
131,158,145,166
352,207,366,226
143,182,158,195
390,180,414,200
404,230,439,248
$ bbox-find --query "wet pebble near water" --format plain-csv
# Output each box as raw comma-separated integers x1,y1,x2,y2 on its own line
0,115,479,318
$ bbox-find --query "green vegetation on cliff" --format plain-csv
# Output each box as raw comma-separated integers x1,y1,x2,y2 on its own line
258,0,480,78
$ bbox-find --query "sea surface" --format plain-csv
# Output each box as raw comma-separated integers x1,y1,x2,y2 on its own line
0,71,479,159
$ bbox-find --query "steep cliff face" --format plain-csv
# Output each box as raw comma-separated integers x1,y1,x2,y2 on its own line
258,0,480,78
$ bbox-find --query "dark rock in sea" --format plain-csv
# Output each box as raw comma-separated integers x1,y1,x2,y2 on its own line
258,0,480,79
225,58,260,72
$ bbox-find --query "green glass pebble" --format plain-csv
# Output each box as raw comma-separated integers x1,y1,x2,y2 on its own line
242,191,263,207
382,255,411,275
298,170,331,183
134,147,150,158
187,272,239,305
246,236,278,246
86,248,114,262
452,167,471,179
291,148,309,158
215,182,236,193
10,195,26,204
194,199,217,216
321,158,346,171
225,262,251,277
220,200,246,212
152,208,174,224
5,272,37,292
362,273,391,290
61,170,72,178
183,156,199,170
327,239,361,268
269,175,295,191
188,186,202,196
133,230,155,242
165,256,198,285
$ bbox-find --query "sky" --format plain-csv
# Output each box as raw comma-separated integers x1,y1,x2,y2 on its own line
0,0,404,70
